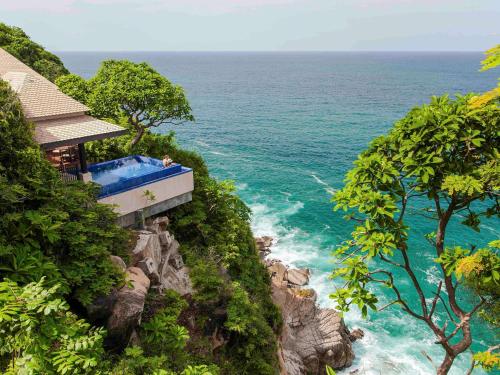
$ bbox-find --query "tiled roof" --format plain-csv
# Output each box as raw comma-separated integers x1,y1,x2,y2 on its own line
0,48,127,148
0,48,89,120
35,115,128,149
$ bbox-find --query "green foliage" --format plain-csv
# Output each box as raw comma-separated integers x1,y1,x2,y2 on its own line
55,74,90,103
480,44,500,72
57,60,194,145
325,365,337,375
470,44,500,107
141,299,189,354
56,54,279,373
331,94,499,372
473,350,500,372
0,22,68,81
71,126,280,372
0,79,127,305
0,278,105,374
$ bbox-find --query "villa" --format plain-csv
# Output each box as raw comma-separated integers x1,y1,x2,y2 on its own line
0,48,194,227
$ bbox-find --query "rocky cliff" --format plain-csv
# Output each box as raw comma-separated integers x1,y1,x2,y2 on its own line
90,216,193,350
256,237,362,375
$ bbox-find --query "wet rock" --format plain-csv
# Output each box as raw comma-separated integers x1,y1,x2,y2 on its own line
348,328,365,342
255,236,274,258
267,259,355,374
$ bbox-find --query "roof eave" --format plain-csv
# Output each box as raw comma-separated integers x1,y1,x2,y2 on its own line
39,128,129,150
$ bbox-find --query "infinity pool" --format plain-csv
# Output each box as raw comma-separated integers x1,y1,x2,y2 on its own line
89,155,187,197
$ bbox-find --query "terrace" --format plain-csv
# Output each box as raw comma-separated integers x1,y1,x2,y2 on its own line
0,47,194,227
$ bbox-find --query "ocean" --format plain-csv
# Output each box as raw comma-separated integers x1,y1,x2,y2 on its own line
60,52,499,374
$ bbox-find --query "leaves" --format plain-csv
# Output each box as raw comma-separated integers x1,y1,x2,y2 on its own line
0,278,104,374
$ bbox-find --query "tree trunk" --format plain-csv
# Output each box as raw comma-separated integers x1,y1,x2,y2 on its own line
130,126,145,147
437,354,454,375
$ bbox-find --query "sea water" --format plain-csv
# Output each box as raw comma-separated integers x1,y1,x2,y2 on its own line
61,52,499,374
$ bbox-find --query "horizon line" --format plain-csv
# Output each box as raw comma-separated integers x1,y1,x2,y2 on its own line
54,49,486,53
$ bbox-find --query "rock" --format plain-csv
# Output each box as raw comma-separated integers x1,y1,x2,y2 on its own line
110,255,127,271
132,231,162,266
159,262,193,295
169,253,184,270
255,236,274,258
158,238,192,295
105,267,150,351
256,235,273,249
268,260,355,373
137,257,160,285
87,293,118,323
152,215,169,228
145,215,169,234
348,328,365,342
281,349,307,375
287,268,310,286
159,231,174,247
268,261,288,288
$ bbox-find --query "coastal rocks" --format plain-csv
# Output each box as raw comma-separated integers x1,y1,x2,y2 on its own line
258,236,359,374
255,236,274,259
349,328,365,342
271,264,355,373
105,267,150,351
287,268,310,287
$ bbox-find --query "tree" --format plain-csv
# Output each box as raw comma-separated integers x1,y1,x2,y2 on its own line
56,60,194,146
331,94,499,374
0,22,69,82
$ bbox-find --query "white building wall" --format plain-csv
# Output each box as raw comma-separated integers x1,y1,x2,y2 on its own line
98,170,194,217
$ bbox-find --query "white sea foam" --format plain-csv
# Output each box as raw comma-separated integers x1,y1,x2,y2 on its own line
209,150,228,156
195,140,210,147
236,182,248,191
310,172,337,195
249,196,483,375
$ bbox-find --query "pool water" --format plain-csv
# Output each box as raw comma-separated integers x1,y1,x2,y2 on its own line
88,155,187,198
91,156,164,185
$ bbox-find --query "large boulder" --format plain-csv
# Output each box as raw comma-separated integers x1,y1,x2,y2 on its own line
158,238,193,295
287,268,310,286
255,236,274,258
105,267,150,351
267,259,356,374
132,230,162,268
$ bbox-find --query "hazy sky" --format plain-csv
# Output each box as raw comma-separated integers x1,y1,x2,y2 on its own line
0,0,499,51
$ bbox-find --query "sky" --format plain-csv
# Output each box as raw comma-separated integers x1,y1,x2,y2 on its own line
0,0,499,51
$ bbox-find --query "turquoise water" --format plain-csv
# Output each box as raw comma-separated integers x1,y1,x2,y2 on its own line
61,52,499,374
90,157,163,185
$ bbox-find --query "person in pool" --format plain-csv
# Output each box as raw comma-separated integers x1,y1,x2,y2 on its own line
162,154,173,167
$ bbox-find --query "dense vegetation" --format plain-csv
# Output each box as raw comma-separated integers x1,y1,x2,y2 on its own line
0,22,68,81
0,79,127,306
0,25,280,374
57,61,281,373
331,53,500,373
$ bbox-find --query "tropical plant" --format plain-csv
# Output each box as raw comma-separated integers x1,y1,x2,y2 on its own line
56,60,194,146
0,278,105,374
331,94,499,374
469,44,500,108
0,76,127,306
